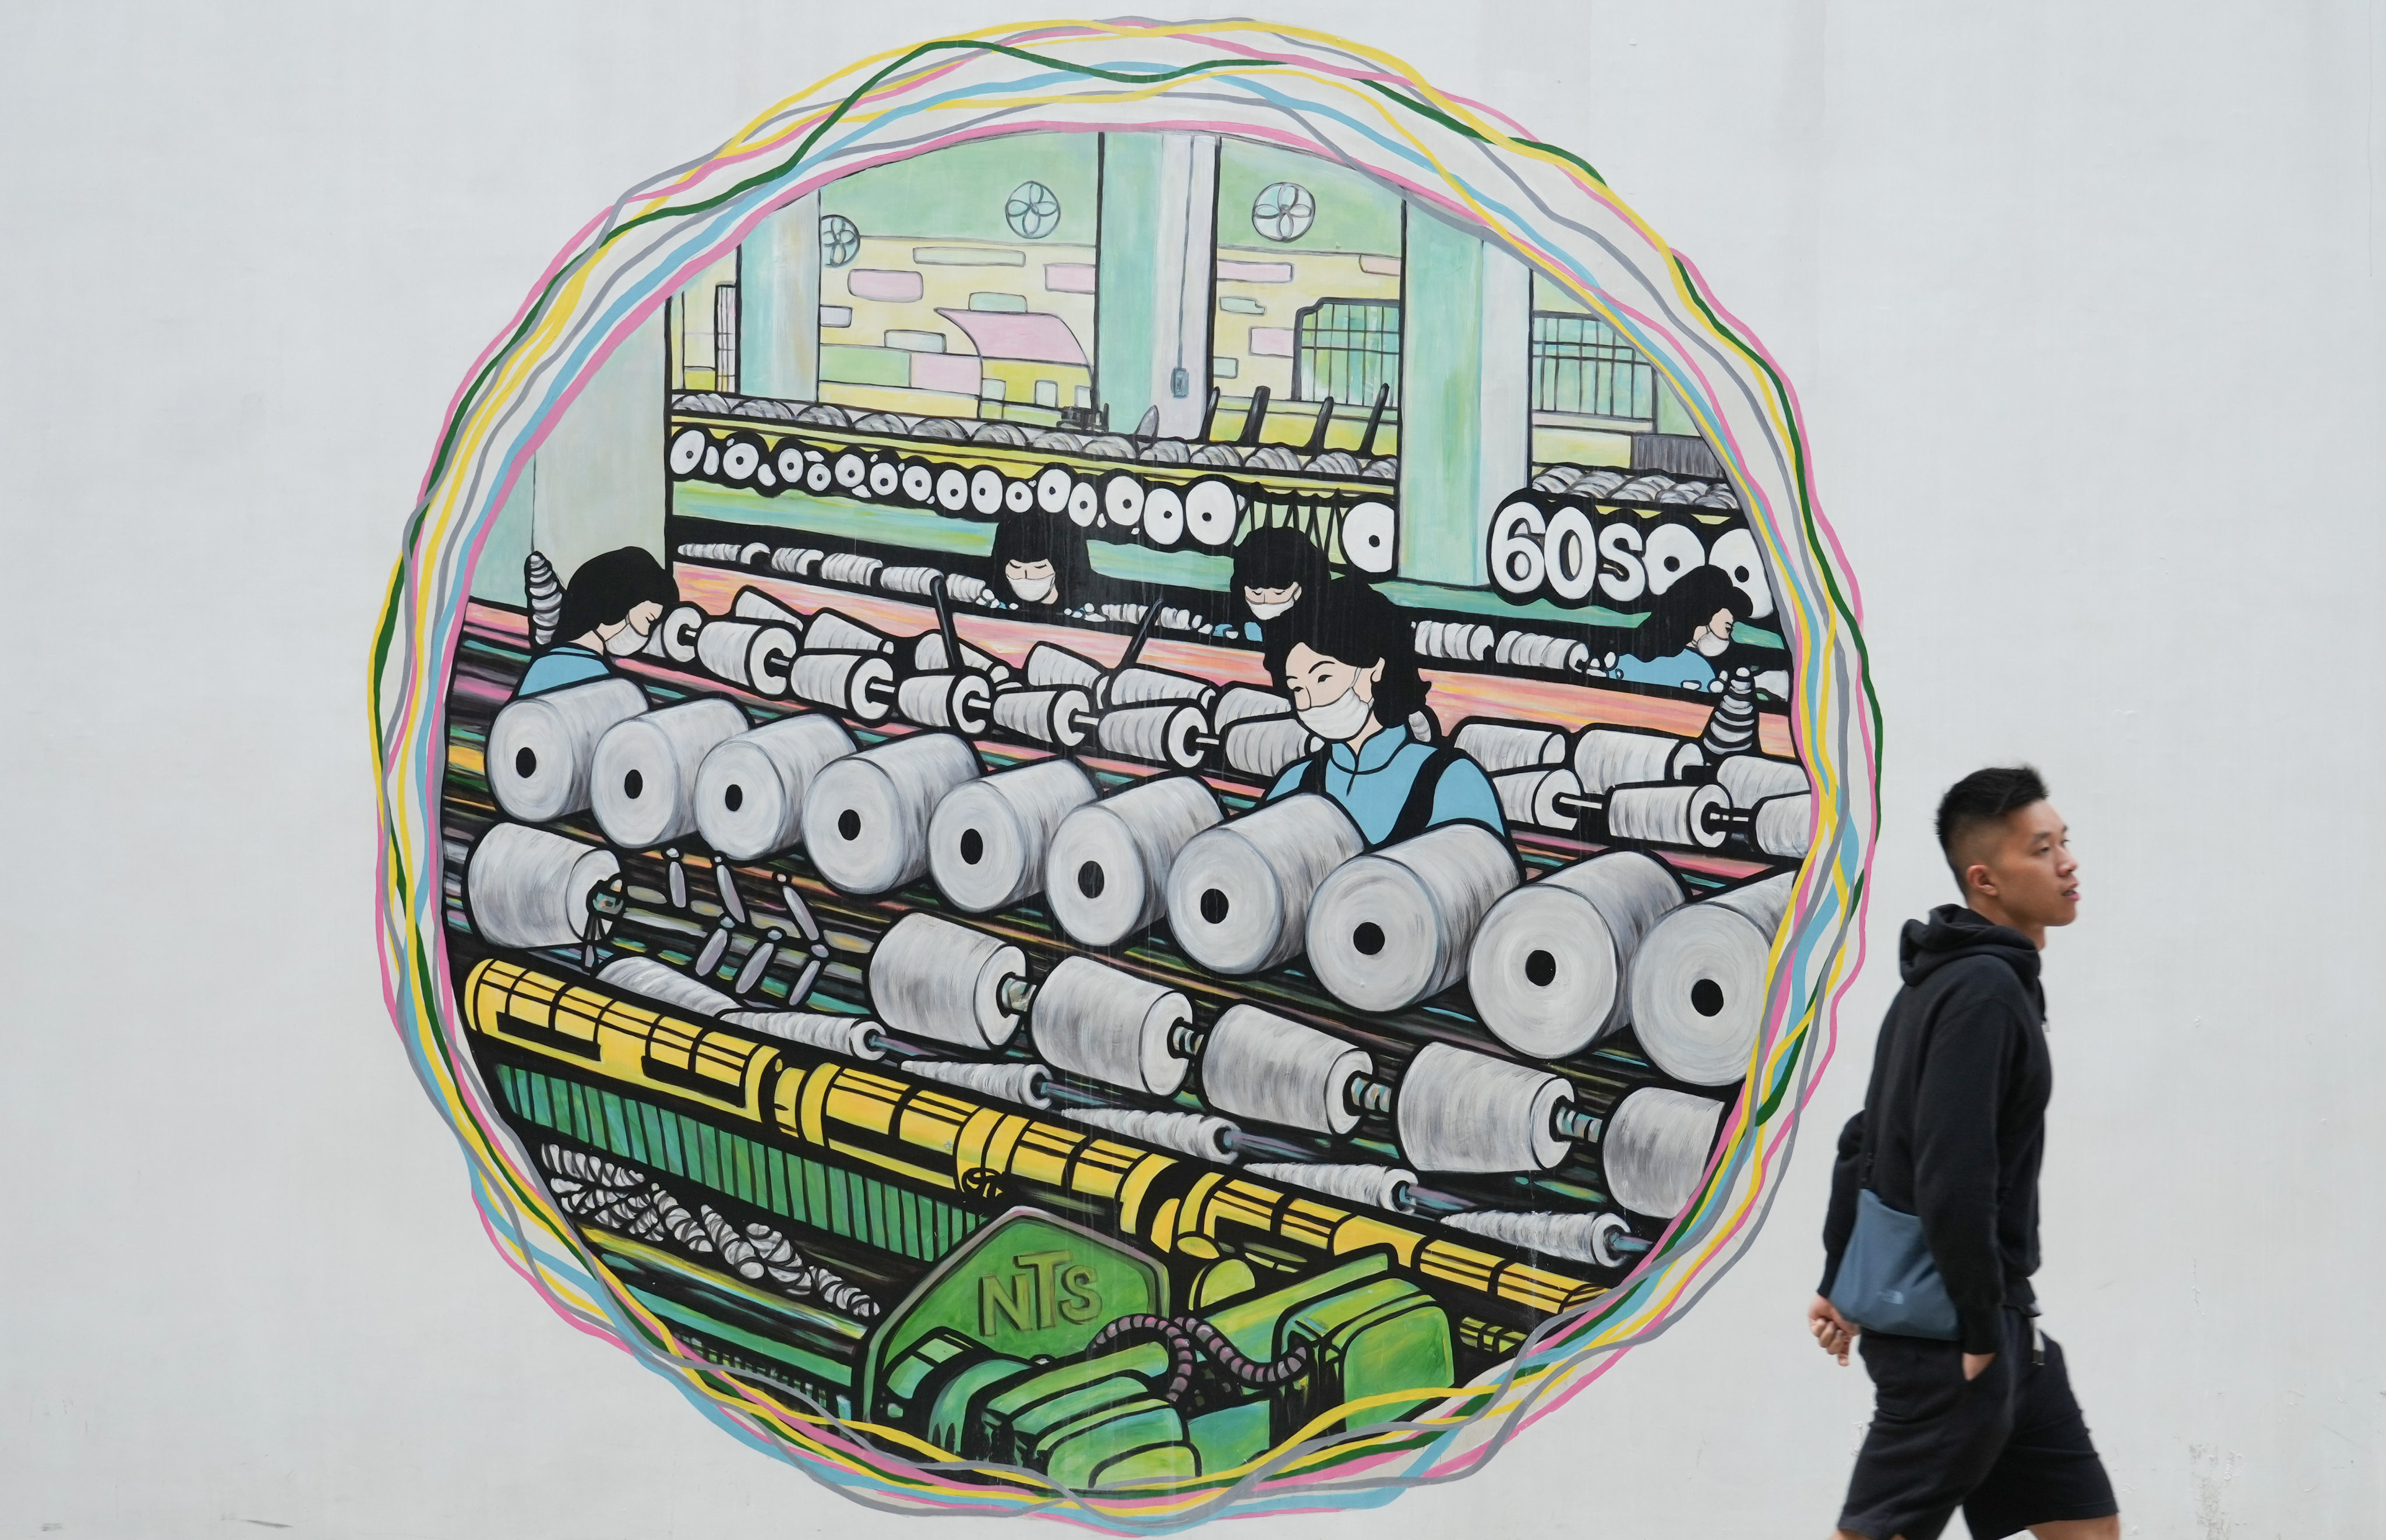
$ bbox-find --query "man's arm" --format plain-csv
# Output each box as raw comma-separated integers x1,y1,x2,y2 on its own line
1911,963,2021,1355
1816,1110,1865,1297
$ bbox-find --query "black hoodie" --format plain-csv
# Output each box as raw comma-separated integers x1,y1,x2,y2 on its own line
1818,904,2053,1353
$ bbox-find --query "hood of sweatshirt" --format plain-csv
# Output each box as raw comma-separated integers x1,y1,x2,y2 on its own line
1899,903,2042,1002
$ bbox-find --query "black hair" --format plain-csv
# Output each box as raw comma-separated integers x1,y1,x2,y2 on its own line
989,506,1101,607
1262,577,1431,727
1232,527,1329,602
1936,765,2049,886
553,546,676,648
1628,565,1753,660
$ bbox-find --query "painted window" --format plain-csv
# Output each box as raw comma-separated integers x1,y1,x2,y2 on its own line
1294,298,1402,408
1530,312,1654,422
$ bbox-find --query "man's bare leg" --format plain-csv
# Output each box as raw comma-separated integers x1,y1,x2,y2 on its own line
2031,1520,2119,1539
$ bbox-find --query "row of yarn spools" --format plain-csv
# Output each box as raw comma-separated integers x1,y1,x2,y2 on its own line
482,676,1801,1089
576,584,1809,857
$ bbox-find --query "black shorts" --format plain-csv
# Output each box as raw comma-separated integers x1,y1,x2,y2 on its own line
1838,1307,2116,1540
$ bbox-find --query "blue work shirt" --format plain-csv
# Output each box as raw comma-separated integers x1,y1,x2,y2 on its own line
1613,648,1718,691
1265,722,1507,847
516,644,613,698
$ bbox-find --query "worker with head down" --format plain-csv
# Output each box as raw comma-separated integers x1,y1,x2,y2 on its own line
513,546,677,698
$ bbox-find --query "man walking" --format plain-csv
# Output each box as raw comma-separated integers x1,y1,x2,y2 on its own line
1808,767,2119,1539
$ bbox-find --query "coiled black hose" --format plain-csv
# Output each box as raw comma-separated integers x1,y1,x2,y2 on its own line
1086,1314,1312,1405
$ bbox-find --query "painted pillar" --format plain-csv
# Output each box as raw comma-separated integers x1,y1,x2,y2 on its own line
470,461,534,603
1095,132,1217,438
740,191,822,401
1396,213,1531,583
533,312,667,582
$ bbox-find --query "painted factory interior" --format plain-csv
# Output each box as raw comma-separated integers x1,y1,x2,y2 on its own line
443,125,1810,1496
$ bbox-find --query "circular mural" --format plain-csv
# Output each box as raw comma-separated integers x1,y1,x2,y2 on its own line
374,19,1875,1528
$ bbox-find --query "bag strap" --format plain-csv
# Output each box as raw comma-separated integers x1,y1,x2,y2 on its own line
1297,748,1332,797
1387,747,1464,845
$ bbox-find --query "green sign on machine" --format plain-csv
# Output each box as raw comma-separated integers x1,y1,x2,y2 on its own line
862,1210,1168,1412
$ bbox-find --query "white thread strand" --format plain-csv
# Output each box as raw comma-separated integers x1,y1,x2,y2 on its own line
800,733,981,893
1199,1004,1370,1136
928,758,1099,913
1395,1041,1572,1174
486,676,648,822
466,825,621,949
1029,956,1194,1096
1625,871,1796,1085
693,714,857,860
1065,1107,1237,1162
1306,823,1520,1011
1439,1209,1632,1268
1044,775,1225,947
1165,793,1363,974
864,912,1024,1050
598,956,740,1018
1468,850,1688,1059
590,698,749,849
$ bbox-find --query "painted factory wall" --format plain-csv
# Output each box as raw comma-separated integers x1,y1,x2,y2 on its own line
3,5,2380,1539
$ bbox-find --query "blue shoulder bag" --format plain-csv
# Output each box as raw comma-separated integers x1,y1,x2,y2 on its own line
1827,1127,1960,1340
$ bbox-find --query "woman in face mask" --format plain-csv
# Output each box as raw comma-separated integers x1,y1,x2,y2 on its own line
1260,578,1509,850
989,504,1109,614
1609,566,1754,692
514,545,677,698
1225,525,1330,641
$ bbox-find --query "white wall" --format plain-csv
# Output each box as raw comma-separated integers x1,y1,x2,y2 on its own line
1,4,2376,1536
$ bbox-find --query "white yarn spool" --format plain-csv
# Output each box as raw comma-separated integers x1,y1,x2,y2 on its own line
1626,871,1795,1085
598,956,739,1018
911,633,1010,681
1395,1041,1572,1174
1572,727,1706,793
1029,956,1193,1096
1714,753,1810,808
1306,823,1520,1012
731,588,807,631
1467,850,1688,1060
1025,642,1107,701
693,714,857,859
1199,1004,1371,1136
1065,1107,1237,1163
1494,631,1590,673
878,564,943,596
897,671,993,734
1107,666,1217,709
1222,717,1316,779
590,698,749,849
1439,1209,1635,1269
1492,767,1584,831
800,733,980,893
1245,1162,1414,1211
865,912,1024,1050
1164,794,1363,975
1213,686,1292,729
1412,620,1494,662
1605,782,1731,850
1603,1087,1723,1218
788,651,896,723
901,1058,1050,1107
1753,793,1814,859
725,1009,885,1061
1455,721,1566,772
804,610,894,654
991,686,1093,748
486,676,647,822
466,824,620,949
928,758,1099,912
819,553,884,587
655,603,705,663
1044,775,1224,948
769,547,824,577
695,619,800,696
1095,703,1208,769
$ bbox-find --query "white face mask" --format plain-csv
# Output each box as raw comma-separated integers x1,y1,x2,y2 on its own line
1296,685,1375,741
603,623,651,656
1692,627,1732,657
1010,575,1056,604
1246,596,1297,620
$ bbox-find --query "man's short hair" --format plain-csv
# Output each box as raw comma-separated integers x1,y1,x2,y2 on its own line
1936,765,2049,885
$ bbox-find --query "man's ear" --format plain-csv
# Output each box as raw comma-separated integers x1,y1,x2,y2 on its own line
1963,862,1997,899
